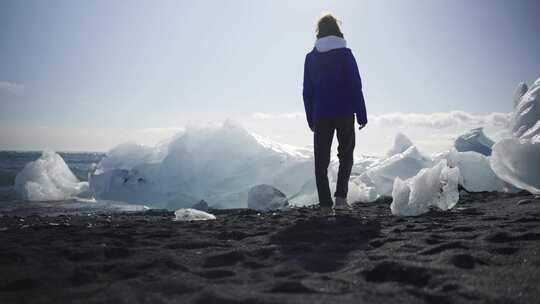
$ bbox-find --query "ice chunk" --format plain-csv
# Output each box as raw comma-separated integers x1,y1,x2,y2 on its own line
454,128,494,156
386,133,413,157
247,184,288,211
390,160,460,216
490,138,540,195
15,150,89,201
366,146,432,196
174,208,216,221
490,79,540,195
287,178,318,207
287,159,379,206
90,121,313,209
348,178,379,202
446,149,505,192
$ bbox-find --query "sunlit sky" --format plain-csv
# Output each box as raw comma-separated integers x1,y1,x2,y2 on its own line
1,0,539,154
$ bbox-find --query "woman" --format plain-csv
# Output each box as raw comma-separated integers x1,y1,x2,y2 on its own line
303,14,368,210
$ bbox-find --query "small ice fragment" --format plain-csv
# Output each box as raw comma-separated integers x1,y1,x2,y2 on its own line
247,184,289,211
454,128,494,156
390,160,460,216
174,208,216,221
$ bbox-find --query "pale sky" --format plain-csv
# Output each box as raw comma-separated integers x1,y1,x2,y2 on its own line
1,0,539,154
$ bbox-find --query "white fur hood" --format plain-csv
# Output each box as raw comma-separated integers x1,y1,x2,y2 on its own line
315,35,347,52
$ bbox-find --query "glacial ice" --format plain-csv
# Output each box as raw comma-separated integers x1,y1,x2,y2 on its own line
247,184,288,211
491,78,540,195
390,160,460,216
512,82,528,108
365,145,433,196
174,208,216,221
446,149,505,192
491,138,540,195
90,121,314,209
510,80,540,140
454,128,494,156
15,150,89,201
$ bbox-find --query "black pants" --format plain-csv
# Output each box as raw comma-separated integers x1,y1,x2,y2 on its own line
314,115,355,207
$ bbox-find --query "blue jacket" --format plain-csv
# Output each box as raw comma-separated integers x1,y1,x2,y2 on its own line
303,43,367,130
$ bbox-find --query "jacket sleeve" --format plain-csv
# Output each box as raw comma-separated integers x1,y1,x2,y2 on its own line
302,54,314,130
345,50,368,125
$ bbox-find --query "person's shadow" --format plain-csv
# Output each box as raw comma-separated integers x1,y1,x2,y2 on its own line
271,214,380,273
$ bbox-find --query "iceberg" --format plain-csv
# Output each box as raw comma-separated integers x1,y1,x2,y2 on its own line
454,128,494,156
174,208,216,221
390,160,460,216
90,121,314,209
247,184,288,211
15,150,89,201
491,78,540,195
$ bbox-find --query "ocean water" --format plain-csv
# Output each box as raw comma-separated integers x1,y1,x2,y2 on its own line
0,151,105,202
0,151,151,216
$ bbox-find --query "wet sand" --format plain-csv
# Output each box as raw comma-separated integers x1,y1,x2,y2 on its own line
1,192,539,303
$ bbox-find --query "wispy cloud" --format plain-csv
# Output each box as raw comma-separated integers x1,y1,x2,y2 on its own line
369,111,511,129
252,111,511,129
0,81,24,94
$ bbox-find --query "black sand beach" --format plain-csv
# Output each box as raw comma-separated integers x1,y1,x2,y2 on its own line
1,192,539,304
